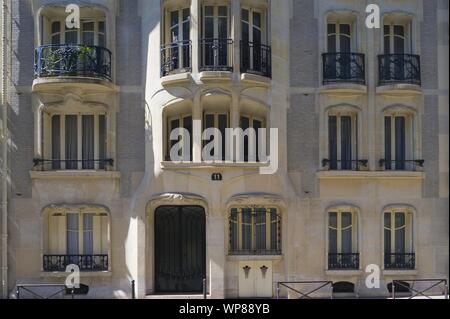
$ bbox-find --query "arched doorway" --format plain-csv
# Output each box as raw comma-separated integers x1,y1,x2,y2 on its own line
154,205,206,293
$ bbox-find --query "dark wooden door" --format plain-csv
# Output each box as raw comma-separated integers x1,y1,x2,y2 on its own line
155,206,206,293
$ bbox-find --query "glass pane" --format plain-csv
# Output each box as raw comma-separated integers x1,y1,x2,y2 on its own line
67,213,79,255
82,115,95,169
341,212,352,228
169,119,180,158
183,8,190,20
65,115,78,169
242,9,249,22
51,34,61,45
339,24,350,36
83,214,94,255
65,30,78,45
171,11,179,28
329,228,337,253
218,17,228,38
395,212,406,253
183,116,193,161
98,34,105,47
385,117,392,169
82,32,95,46
204,114,215,154
341,227,352,253
51,115,61,170
270,209,279,251
240,116,250,162
52,21,61,34
205,17,214,38
82,22,94,32
255,208,266,251
328,34,336,52
253,12,261,28
241,208,252,251
340,116,352,170
327,24,336,35
383,25,390,54
98,115,106,169
384,213,391,254
230,209,238,252
394,25,404,54
218,114,227,161
205,6,214,16
99,21,105,33
394,25,404,37
218,6,228,17
328,116,337,169
395,117,406,169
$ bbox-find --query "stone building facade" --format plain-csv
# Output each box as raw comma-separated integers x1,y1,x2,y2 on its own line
0,0,448,299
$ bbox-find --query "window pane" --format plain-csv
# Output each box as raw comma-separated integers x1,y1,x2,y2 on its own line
339,24,350,36
218,17,228,38
383,25,390,54
52,115,61,170
339,24,351,52
253,12,261,28
270,209,279,251
218,6,228,17
82,115,95,169
395,117,406,169
395,212,406,253
65,29,78,45
329,212,337,228
385,117,392,169
67,213,79,255
327,23,336,35
394,25,404,54
384,213,391,254
98,115,106,169
204,114,215,156
340,116,352,170
65,115,78,169
341,212,352,253
253,119,262,162
329,231,337,254
394,25,404,37
52,21,61,34
205,17,214,38
205,6,214,16
242,9,249,22
99,21,105,33
83,214,94,255
255,208,266,251
230,209,238,252
171,11,179,28
218,114,227,161
328,116,337,169
241,208,252,251
240,116,250,162
183,116,193,161
98,34,105,47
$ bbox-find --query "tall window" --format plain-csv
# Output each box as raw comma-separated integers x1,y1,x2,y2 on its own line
328,210,358,269
328,113,357,170
384,112,415,170
240,115,265,162
166,114,193,161
50,19,106,46
229,207,281,255
201,5,230,69
163,8,191,73
327,22,352,79
50,113,107,170
241,8,266,73
203,112,228,161
384,24,408,55
384,210,414,269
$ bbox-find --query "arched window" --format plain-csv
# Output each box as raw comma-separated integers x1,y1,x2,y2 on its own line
383,206,415,269
229,207,281,255
327,206,359,269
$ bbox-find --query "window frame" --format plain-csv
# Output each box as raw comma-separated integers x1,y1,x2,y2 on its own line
327,111,358,170
327,209,358,254
326,20,354,53
48,18,107,46
383,209,414,256
166,113,193,161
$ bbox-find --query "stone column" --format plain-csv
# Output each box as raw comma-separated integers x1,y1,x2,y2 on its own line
231,0,241,79
190,0,200,74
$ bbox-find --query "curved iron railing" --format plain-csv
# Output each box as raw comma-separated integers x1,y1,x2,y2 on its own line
322,52,365,85
328,253,360,270
322,159,368,171
200,38,233,72
43,254,109,272
35,44,112,80
240,41,271,78
161,40,192,77
378,54,421,86
33,158,114,171
379,159,424,171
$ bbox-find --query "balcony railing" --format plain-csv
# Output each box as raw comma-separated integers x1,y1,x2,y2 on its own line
33,158,114,171
322,52,365,85
35,44,112,81
229,249,282,256
322,159,368,171
200,38,233,72
43,255,109,272
161,40,192,77
328,253,360,270
379,159,424,171
240,41,271,78
384,253,416,270
378,54,421,86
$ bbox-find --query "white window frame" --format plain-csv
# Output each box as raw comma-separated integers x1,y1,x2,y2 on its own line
48,18,106,46
383,210,414,254
328,210,358,254
166,113,193,161
383,23,411,54
49,112,107,170
202,4,230,39
326,20,355,52
327,111,358,169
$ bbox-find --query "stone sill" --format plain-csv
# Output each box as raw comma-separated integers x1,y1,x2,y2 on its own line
316,171,425,180
161,161,270,170
376,83,422,95
319,83,367,94
226,255,283,261
161,72,192,86
32,77,119,93
30,170,121,180
325,270,363,276
241,73,271,87
40,271,112,278
199,71,233,82
383,269,418,276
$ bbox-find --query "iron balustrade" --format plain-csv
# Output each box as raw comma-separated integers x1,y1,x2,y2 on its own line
229,249,282,256
328,253,360,270
33,158,114,171
34,44,112,80
384,253,415,270
43,254,109,272
379,159,425,171
322,159,368,171
378,54,421,86
161,40,192,77
322,52,365,85
240,41,272,78
200,38,233,72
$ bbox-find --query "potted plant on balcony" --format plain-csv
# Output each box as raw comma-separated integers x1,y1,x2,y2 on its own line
77,45,95,77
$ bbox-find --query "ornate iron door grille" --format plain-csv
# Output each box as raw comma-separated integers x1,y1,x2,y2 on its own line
155,206,206,293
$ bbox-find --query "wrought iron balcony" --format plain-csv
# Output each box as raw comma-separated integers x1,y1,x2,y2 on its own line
43,255,109,272
384,253,416,270
379,159,424,171
34,44,112,81
199,38,233,72
229,249,282,256
378,54,421,86
322,159,368,171
322,52,365,85
161,40,192,77
240,41,271,78
328,253,360,270
33,158,114,171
